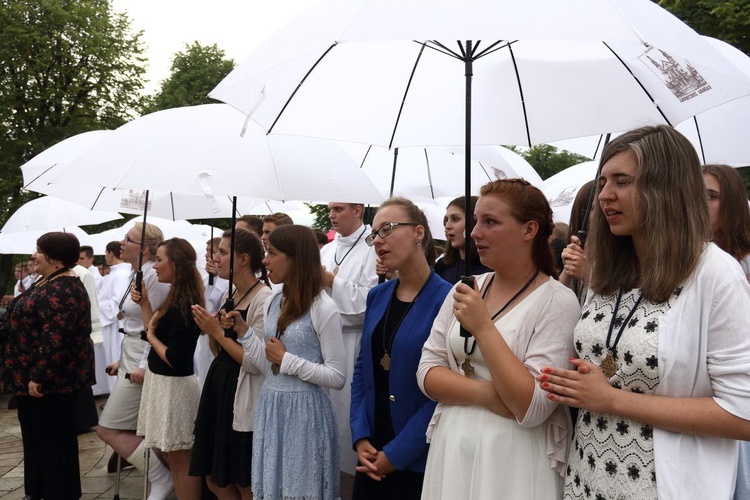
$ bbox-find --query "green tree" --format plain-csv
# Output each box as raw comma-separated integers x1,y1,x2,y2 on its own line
658,0,750,56
145,42,235,112
507,145,591,180
0,0,147,292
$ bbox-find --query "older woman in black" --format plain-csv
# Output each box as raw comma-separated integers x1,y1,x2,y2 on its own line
0,232,94,500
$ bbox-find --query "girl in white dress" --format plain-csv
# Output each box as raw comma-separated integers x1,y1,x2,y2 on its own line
417,179,581,499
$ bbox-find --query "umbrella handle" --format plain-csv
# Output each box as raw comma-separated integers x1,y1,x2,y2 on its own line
223,297,235,339
135,270,143,293
459,276,474,338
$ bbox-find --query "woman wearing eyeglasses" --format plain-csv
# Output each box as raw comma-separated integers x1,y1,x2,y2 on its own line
350,197,451,499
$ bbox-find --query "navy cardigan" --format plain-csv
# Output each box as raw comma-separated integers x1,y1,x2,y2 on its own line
350,271,451,472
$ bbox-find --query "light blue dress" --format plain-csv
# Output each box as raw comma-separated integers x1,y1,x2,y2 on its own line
252,294,340,500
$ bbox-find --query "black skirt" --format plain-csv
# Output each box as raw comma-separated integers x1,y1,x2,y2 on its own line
189,349,252,487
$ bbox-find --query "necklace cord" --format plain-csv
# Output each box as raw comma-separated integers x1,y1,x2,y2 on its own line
463,270,540,356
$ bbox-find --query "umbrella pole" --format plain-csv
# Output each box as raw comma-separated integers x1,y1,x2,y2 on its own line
208,223,214,286
224,197,237,337
389,147,399,197
135,190,149,292
460,40,475,339
578,134,610,246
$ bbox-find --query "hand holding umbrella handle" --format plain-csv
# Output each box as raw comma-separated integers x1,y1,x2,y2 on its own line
459,276,474,338
134,270,143,293
223,297,235,338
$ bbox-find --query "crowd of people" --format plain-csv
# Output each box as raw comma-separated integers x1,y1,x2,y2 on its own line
1,124,750,499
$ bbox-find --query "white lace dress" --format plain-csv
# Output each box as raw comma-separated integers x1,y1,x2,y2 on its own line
564,288,678,500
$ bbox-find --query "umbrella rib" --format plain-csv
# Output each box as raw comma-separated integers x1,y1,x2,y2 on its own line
23,163,58,189
477,161,493,181
90,187,105,211
359,145,372,168
474,40,511,60
506,43,533,147
388,43,427,149
692,116,706,164
170,192,175,221
268,42,338,134
423,41,462,60
602,42,672,126
423,149,435,199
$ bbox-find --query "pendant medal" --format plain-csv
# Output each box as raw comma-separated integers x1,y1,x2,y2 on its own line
461,357,475,378
271,363,280,376
600,351,617,379
333,266,339,276
117,310,124,320
380,353,391,371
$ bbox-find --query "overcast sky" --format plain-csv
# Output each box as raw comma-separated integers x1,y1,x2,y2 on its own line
111,0,319,95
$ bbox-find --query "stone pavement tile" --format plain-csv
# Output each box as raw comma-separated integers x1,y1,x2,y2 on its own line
0,487,28,500
3,466,23,478
101,475,146,500
0,453,21,461
83,465,116,478
0,445,23,455
81,475,118,495
0,477,24,492
0,466,12,476
0,458,21,468
78,432,104,450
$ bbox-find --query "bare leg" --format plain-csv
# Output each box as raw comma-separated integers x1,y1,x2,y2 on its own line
164,449,202,500
96,426,143,458
206,476,244,500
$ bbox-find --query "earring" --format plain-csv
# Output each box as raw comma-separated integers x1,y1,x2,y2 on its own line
416,242,422,249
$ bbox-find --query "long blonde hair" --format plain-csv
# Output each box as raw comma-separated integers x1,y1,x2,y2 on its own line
588,125,710,302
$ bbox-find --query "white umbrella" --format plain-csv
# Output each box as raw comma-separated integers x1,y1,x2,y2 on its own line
20,131,319,221
548,37,750,168
1,196,122,234
209,0,750,148
342,143,543,201
209,0,750,267
675,37,750,167
51,104,384,205
0,226,92,255
543,161,598,224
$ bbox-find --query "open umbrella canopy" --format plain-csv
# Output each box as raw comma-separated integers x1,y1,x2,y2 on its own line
542,161,598,224
341,143,543,201
50,104,384,205
549,37,750,168
0,226,92,255
1,196,122,234
21,130,330,220
209,0,750,148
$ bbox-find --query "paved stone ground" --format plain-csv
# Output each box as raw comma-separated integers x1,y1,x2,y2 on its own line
0,394,354,499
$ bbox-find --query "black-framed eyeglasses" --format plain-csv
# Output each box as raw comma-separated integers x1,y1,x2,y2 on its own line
365,222,418,246
124,235,142,245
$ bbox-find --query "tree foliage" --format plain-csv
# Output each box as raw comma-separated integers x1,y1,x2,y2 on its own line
658,0,750,56
144,42,235,112
0,0,147,291
506,145,591,181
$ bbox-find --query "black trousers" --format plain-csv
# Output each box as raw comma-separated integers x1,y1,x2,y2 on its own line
17,390,82,500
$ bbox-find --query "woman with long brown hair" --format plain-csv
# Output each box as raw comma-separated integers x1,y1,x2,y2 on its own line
703,163,750,278
233,225,346,500
190,229,271,500
133,237,205,500
541,126,750,499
